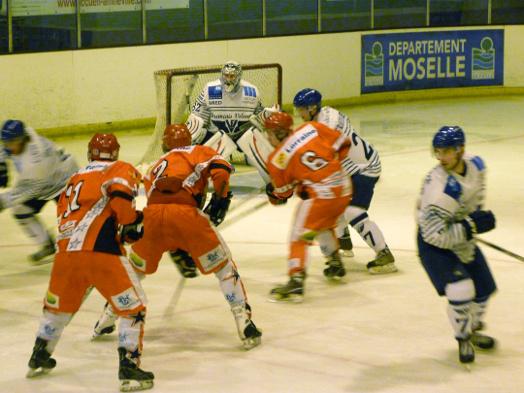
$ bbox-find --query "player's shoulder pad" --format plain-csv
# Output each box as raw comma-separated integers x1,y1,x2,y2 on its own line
242,82,258,98
469,155,486,171
112,160,142,181
443,175,462,201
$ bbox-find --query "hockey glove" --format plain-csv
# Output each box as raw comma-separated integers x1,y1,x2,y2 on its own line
265,183,288,205
204,191,232,226
169,249,198,278
0,161,8,188
120,211,144,243
462,210,496,240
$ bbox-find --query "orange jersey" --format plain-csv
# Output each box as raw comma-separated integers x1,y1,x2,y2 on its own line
56,160,141,255
266,121,352,200
144,145,233,206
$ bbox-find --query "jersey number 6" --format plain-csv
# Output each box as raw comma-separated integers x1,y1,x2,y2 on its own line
301,151,328,171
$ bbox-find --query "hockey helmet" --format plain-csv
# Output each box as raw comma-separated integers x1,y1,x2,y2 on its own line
432,126,465,149
88,133,120,161
293,88,322,108
1,120,26,142
163,124,192,151
264,112,294,142
221,61,242,93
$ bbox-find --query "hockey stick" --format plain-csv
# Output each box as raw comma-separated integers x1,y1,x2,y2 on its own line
477,238,524,262
221,199,269,230
162,277,186,319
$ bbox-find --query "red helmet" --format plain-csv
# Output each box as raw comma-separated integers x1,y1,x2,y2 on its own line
264,112,294,141
88,133,120,161
163,124,191,152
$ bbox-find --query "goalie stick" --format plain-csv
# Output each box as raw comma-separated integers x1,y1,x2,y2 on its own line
477,238,524,262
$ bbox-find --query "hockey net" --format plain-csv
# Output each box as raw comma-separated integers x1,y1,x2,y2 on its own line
139,63,283,164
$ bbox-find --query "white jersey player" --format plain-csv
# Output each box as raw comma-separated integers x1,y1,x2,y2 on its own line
185,61,277,184
293,88,396,274
0,120,79,262
417,126,497,364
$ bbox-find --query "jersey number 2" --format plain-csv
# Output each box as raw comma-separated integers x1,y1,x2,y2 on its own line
351,133,374,160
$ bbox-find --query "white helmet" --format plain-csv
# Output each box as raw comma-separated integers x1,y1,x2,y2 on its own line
221,61,242,93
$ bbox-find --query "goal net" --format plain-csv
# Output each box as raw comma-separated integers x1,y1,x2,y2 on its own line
140,63,283,164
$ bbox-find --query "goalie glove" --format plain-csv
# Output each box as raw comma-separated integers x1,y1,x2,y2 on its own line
120,211,144,243
265,183,288,205
0,161,7,188
204,191,233,226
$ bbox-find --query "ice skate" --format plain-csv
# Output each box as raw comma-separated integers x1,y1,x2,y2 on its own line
338,227,354,257
26,338,56,378
323,251,346,280
169,250,198,278
269,272,305,303
232,303,262,350
29,239,56,264
457,337,475,364
92,302,117,339
366,246,397,274
118,348,154,392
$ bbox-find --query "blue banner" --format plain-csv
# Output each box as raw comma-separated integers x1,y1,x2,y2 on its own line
361,30,504,94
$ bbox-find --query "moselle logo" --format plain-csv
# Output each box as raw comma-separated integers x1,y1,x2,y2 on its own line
45,290,59,309
112,288,140,310
225,293,236,303
199,245,227,271
472,37,495,80
364,41,384,87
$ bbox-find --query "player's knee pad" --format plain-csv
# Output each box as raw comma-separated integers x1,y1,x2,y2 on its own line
315,230,338,256
38,310,72,340
12,203,37,219
445,279,475,303
344,206,367,227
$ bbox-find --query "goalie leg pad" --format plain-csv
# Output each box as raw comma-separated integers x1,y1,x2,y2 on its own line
236,127,272,183
204,131,237,160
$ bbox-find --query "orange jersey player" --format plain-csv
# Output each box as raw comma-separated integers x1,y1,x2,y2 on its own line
26,133,154,392
94,124,262,350
264,112,352,302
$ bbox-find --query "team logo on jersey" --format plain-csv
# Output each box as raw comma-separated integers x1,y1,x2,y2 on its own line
472,37,495,80
364,41,384,87
243,86,257,97
208,85,223,100
198,245,227,272
45,290,60,309
112,288,140,311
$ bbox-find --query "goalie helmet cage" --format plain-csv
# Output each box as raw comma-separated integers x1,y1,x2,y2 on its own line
140,63,283,164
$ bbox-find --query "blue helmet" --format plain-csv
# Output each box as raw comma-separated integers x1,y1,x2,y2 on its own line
1,120,26,142
293,88,322,108
432,126,465,149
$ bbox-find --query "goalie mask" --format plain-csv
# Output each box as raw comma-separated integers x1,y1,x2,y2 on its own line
163,124,192,152
221,61,242,93
88,133,120,161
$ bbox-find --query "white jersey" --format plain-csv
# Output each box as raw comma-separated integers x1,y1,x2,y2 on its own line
190,79,263,141
0,127,79,208
417,154,486,263
317,106,381,178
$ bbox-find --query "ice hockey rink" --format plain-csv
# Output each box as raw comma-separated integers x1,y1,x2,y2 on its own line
1,95,523,393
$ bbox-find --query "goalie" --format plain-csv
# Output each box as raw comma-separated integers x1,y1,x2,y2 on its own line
185,60,277,184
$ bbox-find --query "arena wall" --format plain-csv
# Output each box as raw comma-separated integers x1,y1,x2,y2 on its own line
0,25,522,132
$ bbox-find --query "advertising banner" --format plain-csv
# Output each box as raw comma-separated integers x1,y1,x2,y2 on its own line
361,30,504,94
1,0,189,16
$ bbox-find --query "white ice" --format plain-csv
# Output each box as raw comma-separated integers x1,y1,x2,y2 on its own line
1,96,523,393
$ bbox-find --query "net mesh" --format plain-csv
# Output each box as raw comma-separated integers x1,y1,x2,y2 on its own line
140,63,282,164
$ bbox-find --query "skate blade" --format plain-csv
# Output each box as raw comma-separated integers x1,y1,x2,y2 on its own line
268,294,304,303
367,263,398,275
120,379,154,392
242,336,262,350
26,367,53,378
